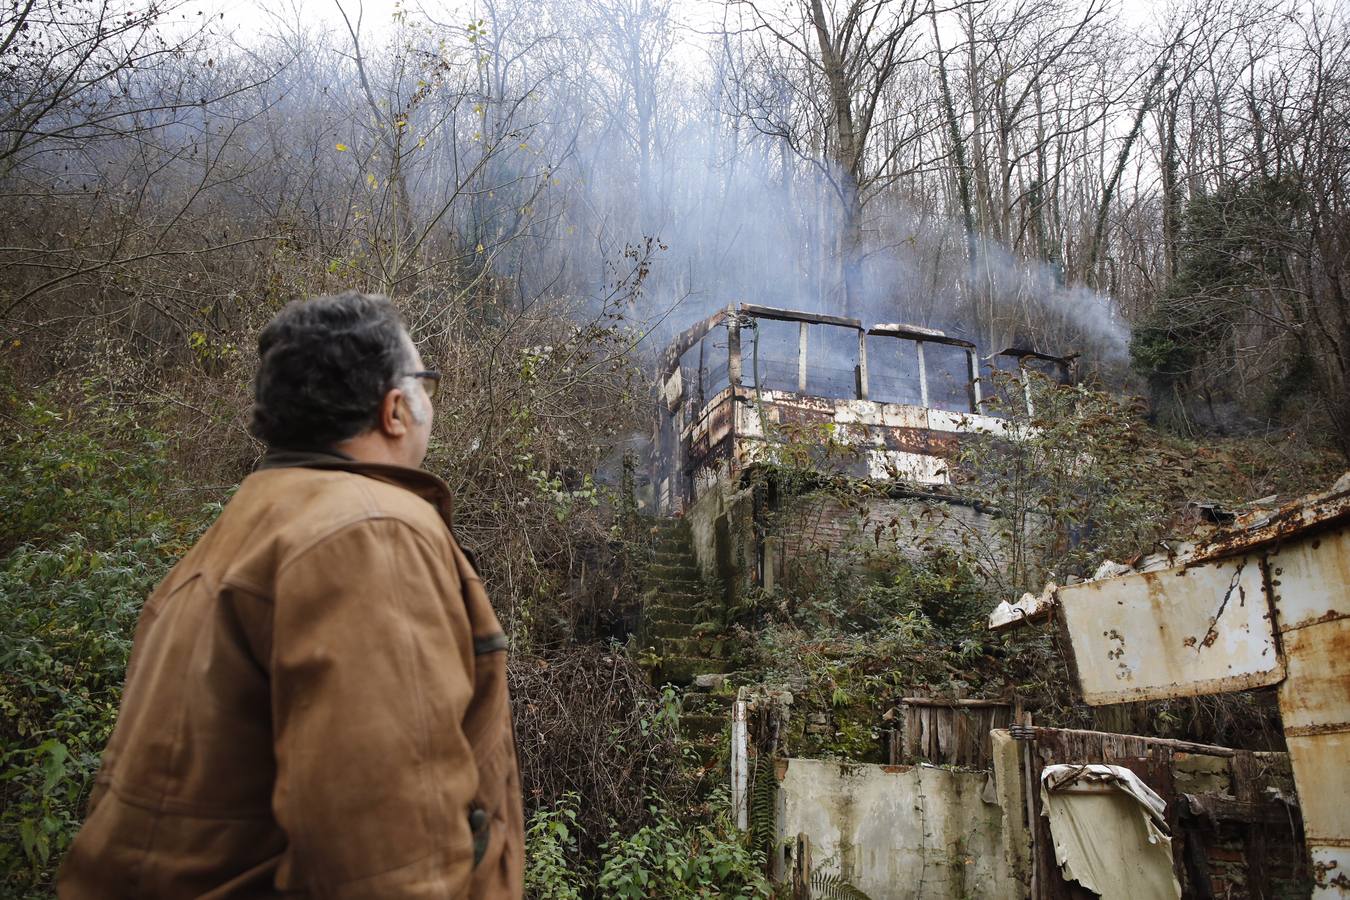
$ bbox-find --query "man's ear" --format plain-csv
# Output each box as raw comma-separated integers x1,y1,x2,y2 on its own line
378,387,410,438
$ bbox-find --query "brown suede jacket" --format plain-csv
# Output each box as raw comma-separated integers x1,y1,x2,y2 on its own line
58,452,524,899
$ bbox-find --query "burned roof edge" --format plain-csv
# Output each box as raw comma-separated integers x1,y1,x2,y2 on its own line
738,302,862,330
661,306,731,376
870,323,974,349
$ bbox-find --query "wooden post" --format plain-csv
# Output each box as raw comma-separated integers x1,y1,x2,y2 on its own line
1233,751,1268,899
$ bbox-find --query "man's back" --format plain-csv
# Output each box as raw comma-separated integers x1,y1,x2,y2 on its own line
59,457,523,898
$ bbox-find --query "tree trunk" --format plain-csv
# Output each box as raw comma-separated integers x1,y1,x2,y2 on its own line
809,0,865,317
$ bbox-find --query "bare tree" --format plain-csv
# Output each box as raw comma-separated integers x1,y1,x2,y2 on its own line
724,0,934,316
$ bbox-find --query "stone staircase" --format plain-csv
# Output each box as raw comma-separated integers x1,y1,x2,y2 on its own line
678,674,738,769
640,518,728,686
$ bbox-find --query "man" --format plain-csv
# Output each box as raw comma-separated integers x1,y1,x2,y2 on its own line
59,292,524,898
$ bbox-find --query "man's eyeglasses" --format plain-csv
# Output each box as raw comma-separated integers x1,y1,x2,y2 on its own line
407,370,441,401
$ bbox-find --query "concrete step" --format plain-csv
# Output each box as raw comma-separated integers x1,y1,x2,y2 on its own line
654,587,716,605
661,636,727,659
646,620,695,639
647,518,689,538
657,655,725,686
688,621,727,639
646,604,701,625
677,736,726,771
680,691,735,715
651,553,698,569
679,713,726,740
646,562,702,582
656,587,712,601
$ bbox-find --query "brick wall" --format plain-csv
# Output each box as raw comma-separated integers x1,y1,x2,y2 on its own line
1175,753,1310,898
766,492,1008,584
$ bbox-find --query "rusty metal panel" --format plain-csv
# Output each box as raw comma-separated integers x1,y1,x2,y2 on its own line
1285,732,1350,893
1189,485,1350,565
1279,620,1350,733
1057,554,1283,705
1266,524,1350,894
1268,523,1350,635
878,404,931,430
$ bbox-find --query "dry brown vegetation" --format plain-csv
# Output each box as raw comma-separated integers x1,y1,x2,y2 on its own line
2,0,1347,891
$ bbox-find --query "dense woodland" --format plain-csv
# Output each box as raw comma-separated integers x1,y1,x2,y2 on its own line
1,0,1348,894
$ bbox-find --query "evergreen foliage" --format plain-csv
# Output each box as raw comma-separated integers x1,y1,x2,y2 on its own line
1130,177,1309,428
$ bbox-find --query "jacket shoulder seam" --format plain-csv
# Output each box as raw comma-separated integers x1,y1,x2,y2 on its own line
276,512,445,578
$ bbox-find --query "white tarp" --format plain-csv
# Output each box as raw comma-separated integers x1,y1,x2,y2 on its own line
1040,764,1182,900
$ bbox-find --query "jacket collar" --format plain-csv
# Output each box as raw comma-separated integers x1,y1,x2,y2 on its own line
257,448,456,525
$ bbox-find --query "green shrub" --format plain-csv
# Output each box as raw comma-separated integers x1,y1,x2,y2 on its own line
525,793,588,900
524,791,770,899
0,383,179,557
596,795,769,900
0,385,215,894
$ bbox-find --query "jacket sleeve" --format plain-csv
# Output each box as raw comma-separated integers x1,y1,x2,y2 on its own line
270,517,478,898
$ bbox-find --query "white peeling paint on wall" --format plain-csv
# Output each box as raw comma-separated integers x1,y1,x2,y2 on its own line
776,758,1016,899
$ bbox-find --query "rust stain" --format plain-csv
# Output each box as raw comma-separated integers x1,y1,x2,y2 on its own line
777,404,834,427
876,426,933,455
1280,608,1350,633
1283,720,1350,737
1313,858,1350,889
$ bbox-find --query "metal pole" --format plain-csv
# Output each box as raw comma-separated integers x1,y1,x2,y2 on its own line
727,310,742,390
797,322,808,393
968,349,982,412
857,328,868,400
916,341,930,408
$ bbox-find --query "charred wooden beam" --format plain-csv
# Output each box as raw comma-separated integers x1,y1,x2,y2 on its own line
1182,793,1301,826
739,302,862,330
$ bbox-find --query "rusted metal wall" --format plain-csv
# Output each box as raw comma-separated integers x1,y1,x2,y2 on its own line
1056,553,1284,704
1267,524,1350,893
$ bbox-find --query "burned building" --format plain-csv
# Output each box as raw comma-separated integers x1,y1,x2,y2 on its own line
648,302,1074,594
